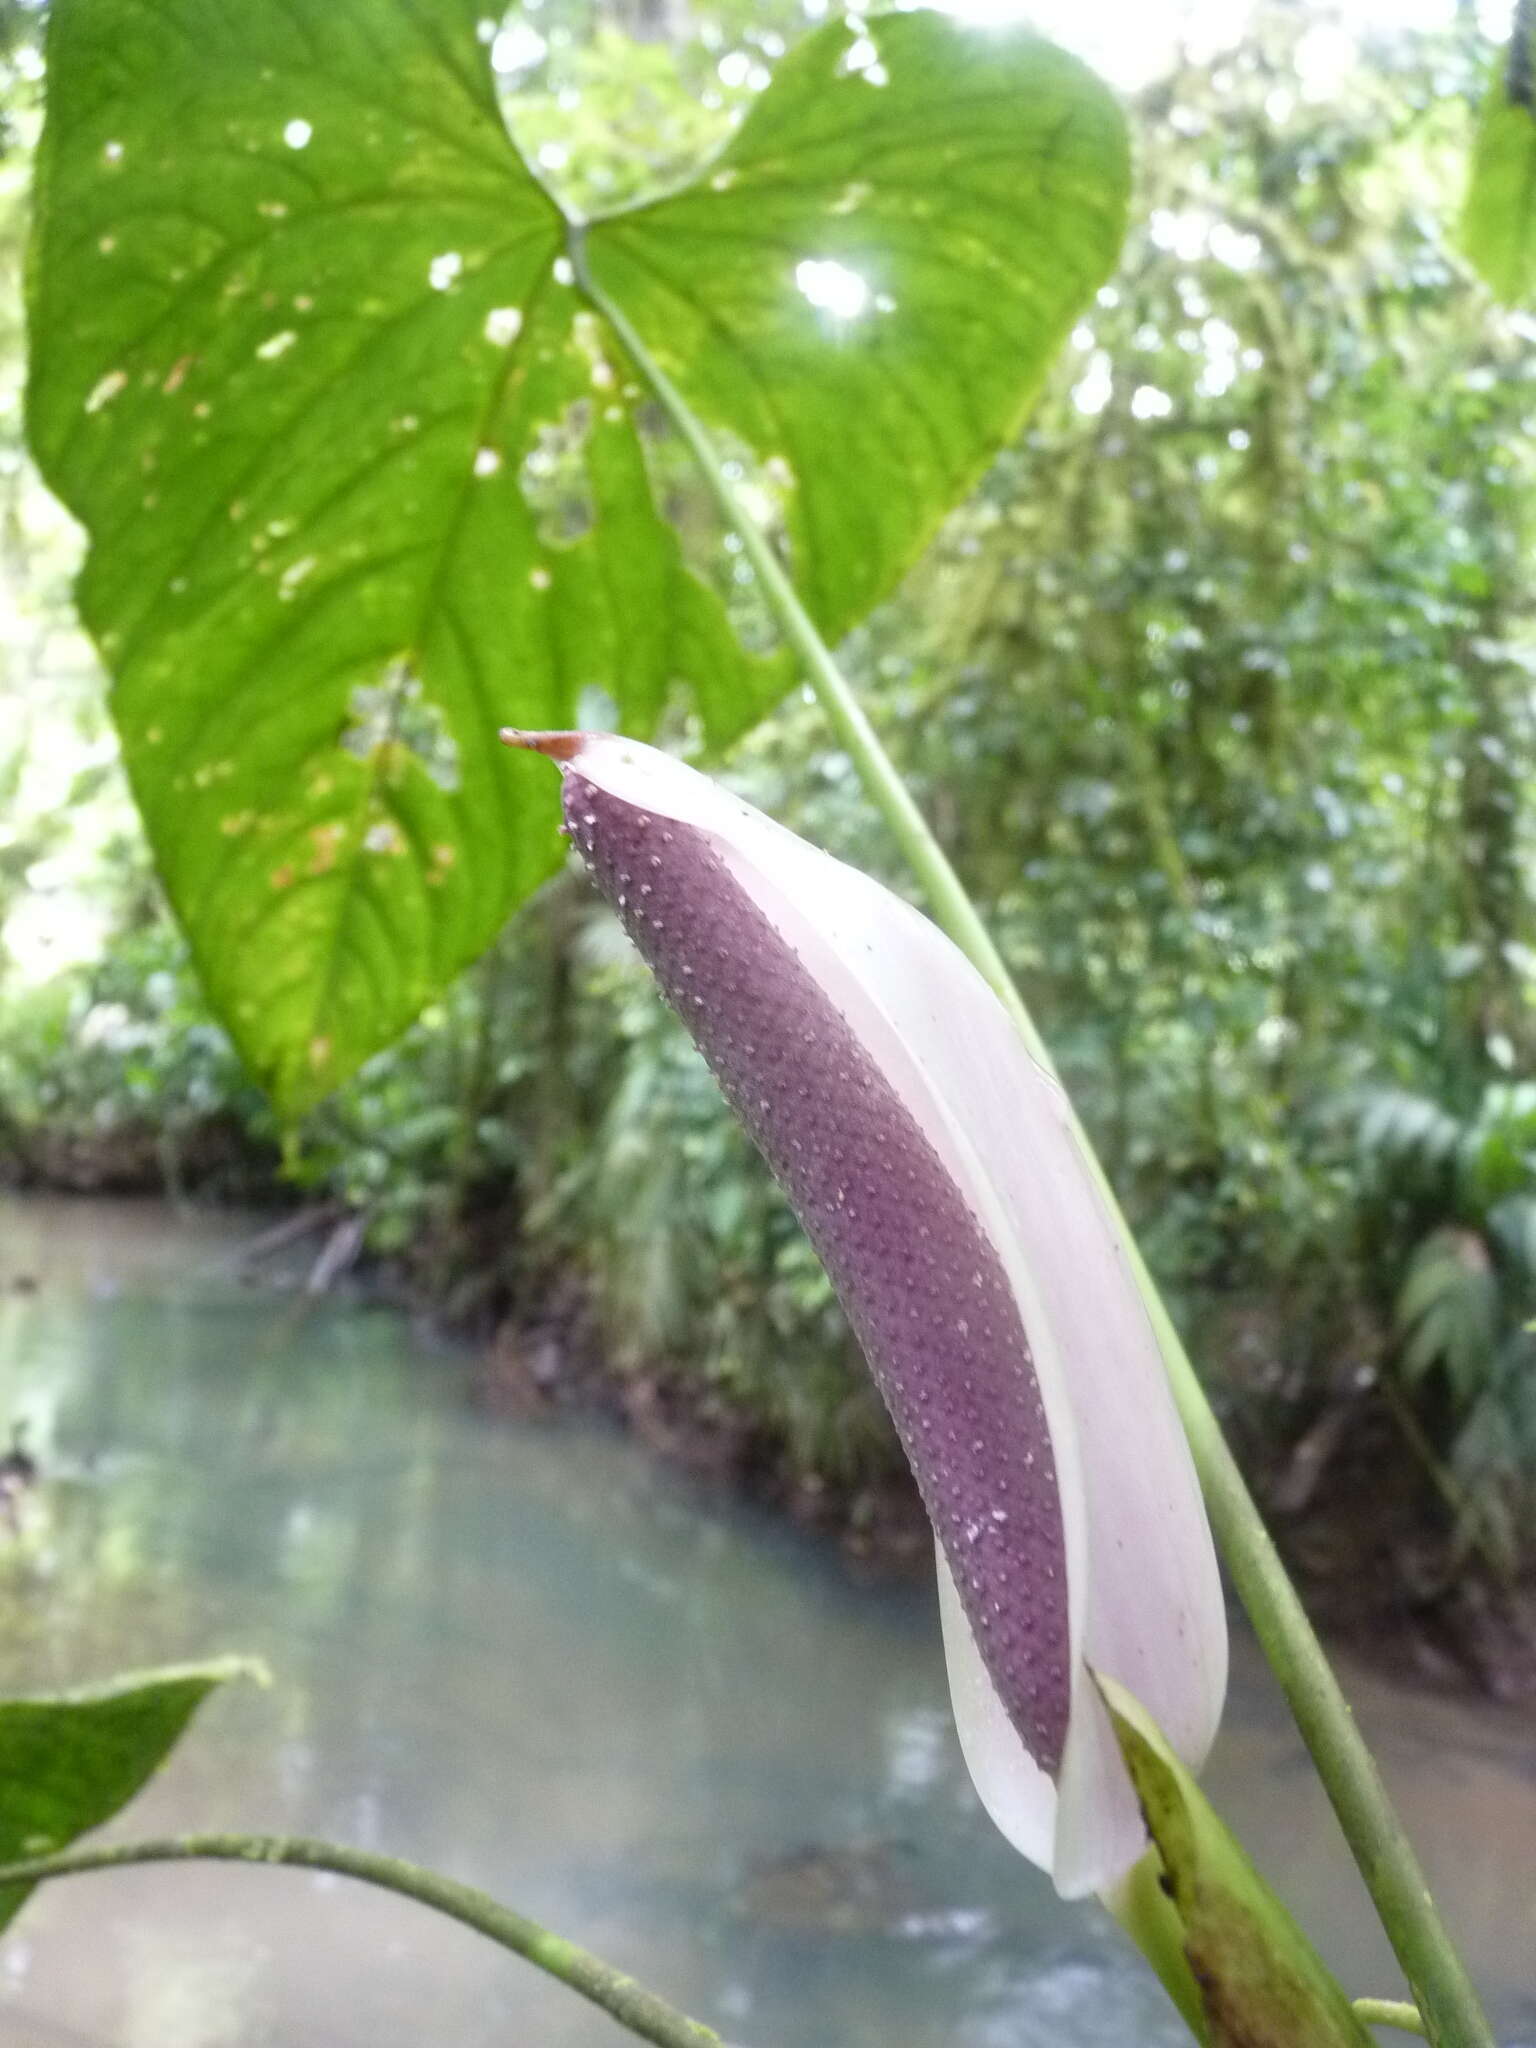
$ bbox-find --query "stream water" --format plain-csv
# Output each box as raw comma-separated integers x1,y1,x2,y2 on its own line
0,1195,1531,2047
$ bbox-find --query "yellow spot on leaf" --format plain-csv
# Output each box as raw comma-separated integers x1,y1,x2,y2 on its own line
308,821,347,874
85,370,128,414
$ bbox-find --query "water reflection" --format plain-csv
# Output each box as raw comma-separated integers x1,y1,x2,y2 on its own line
0,1197,1531,2046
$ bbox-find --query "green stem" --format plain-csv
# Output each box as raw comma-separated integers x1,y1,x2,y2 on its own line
568,233,1047,1069
0,1835,722,2048
1355,1999,1430,2038
573,246,1495,2048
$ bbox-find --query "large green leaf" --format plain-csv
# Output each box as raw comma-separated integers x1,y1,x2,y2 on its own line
28,0,1127,1111
0,1658,256,1930
1104,1680,1374,2048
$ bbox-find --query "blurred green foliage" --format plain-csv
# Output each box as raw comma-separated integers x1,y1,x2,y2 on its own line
1460,0,1536,302
1350,1079,1536,1567
6,3,1536,1558
0,925,274,1195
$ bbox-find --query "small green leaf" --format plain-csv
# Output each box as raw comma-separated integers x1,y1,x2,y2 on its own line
1395,1229,1499,1399
1354,1088,1460,1180
0,1657,259,1930
1460,23,1536,302
1102,1678,1374,2048
1486,1192,1536,1281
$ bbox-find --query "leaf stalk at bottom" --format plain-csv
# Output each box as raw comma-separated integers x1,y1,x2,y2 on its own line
0,1835,722,2048
569,242,1496,2048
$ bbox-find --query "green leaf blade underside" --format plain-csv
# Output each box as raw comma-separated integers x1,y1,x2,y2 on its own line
28,0,788,1113
0,1658,256,1931
1103,1680,1374,2048
587,10,1131,640
30,1,1127,1110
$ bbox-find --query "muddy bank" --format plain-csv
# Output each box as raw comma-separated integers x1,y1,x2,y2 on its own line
0,1108,281,1203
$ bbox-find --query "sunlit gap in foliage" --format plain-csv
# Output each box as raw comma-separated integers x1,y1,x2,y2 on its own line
933,0,1516,90
477,13,547,82
340,665,461,794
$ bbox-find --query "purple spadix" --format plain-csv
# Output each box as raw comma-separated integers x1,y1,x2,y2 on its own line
506,730,1227,1895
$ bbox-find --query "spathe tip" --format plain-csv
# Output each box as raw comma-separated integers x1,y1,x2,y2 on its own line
499,728,583,761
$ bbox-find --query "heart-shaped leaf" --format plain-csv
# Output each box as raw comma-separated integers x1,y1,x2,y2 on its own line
0,1658,258,1931
28,0,1127,1111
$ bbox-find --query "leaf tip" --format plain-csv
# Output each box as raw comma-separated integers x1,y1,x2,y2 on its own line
499,727,582,762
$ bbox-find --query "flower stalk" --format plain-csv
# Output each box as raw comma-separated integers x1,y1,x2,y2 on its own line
571,243,1495,2048
0,1835,722,2048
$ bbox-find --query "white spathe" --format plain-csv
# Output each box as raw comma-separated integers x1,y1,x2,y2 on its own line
512,730,1228,1897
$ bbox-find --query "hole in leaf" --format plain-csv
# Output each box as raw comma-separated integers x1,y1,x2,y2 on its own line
794,258,871,320
484,306,524,347
631,410,793,656
570,309,618,392
519,398,596,546
837,34,888,84
341,663,460,792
